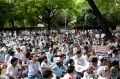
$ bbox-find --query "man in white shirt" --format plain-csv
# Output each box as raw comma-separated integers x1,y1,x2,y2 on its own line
71,51,89,67
82,66,93,79
97,56,104,67
8,51,15,64
61,45,69,54
0,50,5,62
46,48,53,61
5,51,10,63
41,56,55,72
15,48,23,60
6,57,22,79
97,65,111,79
73,45,77,55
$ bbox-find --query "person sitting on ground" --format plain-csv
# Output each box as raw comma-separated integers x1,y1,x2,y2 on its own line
52,57,67,79
67,59,75,67
43,70,53,79
37,52,45,65
8,51,15,64
27,53,43,79
41,56,55,72
91,57,98,71
67,59,83,79
5,50,10,63
50,49,58,63
6,57,22,79
97,56,105,67
82,66,93,79
97,65,111,79
110,60,119,79
21,51,31,77
71,51,89,67
111,49,119,63
59,54,66,64
62,66,76,79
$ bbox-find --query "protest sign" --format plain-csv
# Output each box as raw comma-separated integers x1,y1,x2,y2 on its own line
95,46,109,55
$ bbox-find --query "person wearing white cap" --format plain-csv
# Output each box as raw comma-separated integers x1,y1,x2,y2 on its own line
52,57,67,79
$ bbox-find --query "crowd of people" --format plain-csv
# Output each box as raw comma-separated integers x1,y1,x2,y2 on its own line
0,29,120,79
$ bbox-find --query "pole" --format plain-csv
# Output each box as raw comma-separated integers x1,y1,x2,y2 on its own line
65,10,66,29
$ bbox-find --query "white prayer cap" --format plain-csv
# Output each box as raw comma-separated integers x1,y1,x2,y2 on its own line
49,47,52,50
99,56,103,60
56,57,61,63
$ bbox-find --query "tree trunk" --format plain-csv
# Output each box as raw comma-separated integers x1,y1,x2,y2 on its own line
47,21,51,34
10,18,15,28
48,22,51,30
0,23,4,28
87,0,112,39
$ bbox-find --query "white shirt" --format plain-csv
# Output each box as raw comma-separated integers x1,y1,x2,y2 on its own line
83,55,89,63
46,52,53,61
5,54,10,63
73,47,77,54
71,55,90,67
15,52,23,59
61,47,69,54
8,56,13,64
97,66,111,79
6,64,21,76
97,60,102,67
71,55,80,66
83,72,92,79
62,73,73,79
41,61,55,72
0,53,5,62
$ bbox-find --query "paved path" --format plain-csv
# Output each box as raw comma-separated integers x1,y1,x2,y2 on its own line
0,69,6,79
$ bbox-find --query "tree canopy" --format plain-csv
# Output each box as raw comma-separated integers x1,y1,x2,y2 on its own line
0,0,77,29
1,0,120,38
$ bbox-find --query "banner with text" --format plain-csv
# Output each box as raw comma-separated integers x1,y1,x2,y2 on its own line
95,46,109,55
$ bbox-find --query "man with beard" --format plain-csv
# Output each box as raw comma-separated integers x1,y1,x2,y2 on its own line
52,57,67,79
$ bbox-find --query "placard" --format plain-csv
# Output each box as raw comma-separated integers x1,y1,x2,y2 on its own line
95,46,109,55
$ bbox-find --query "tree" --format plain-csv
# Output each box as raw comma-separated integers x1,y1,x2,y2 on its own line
26,0,76,30
0,0,9,28
87,0,112,39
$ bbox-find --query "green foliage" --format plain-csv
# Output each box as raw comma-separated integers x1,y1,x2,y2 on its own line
75,0,120,28
1,0,120,28
0,0,77,28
